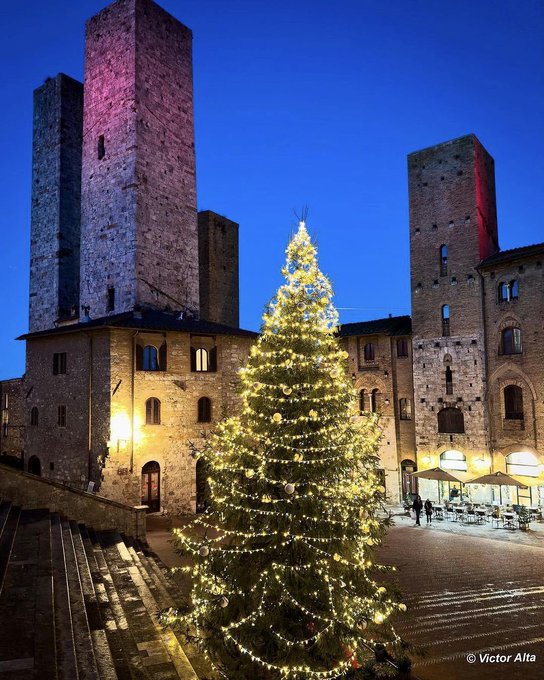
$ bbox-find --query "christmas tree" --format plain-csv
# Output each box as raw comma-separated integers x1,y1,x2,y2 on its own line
166,222,406,678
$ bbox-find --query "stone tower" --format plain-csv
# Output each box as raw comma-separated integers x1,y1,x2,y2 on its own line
408,134,499,470
80,0,199,319
198,210,240,327
29,74,83,332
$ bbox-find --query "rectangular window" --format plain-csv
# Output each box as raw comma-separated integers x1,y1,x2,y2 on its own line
97,135,105,160
399,398,412,420
57,405,67,427
107,286,115,312
2,394,8,409
53,352,67,375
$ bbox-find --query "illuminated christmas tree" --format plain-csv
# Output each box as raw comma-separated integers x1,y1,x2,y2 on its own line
166,222,406,678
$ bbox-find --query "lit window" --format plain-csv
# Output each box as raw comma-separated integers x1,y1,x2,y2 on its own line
506,451,538,477
504,385,523,420
440,449,467,471
145,397,161,425
197,397,212,423
196,348,209,372
399,398,412,420
437,407,464,433
501,327,522,355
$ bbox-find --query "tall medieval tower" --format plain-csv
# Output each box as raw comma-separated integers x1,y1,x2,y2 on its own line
408,135,500,471
28,75,83,332
79,0,199,319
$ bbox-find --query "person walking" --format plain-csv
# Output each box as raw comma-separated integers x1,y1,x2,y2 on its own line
412,495,423,526
424,498,433,525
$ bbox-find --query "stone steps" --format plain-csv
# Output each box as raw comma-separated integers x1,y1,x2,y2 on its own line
0,499,200,679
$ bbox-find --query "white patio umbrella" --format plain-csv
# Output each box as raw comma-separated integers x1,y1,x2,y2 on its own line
465,471,528,504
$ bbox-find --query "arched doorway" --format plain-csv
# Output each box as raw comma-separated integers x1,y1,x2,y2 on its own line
141,461,160,513
196,458,208,513
401,459,417,499
28,455,41,476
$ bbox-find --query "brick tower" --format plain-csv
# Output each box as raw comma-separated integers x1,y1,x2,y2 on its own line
408,134,500,476
29,74,83,332
80,0,199,319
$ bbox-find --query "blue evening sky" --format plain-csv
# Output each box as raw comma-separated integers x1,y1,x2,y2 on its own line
0,0,542,379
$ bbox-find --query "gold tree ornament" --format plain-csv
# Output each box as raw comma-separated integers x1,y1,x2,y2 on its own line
169,221,405,678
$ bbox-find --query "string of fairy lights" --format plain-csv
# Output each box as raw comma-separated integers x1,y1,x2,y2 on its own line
166,222,406,678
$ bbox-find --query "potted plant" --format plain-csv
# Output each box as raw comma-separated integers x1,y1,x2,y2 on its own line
518,505,530,531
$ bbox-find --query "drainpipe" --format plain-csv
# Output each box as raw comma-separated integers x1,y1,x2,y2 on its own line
130,331,139,474
88,334,93,483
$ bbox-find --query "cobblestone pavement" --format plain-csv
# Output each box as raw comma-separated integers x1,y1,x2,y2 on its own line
379,522,544,680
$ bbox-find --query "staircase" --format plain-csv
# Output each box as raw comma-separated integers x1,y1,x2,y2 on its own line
0,500,201,680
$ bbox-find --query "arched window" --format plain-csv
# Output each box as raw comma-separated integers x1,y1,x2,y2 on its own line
504,385,523,420
498,280,519,302
501,327,522,355
145,397,161,425
439,450,467,472
437,407,464,433
30,407,39,427
364,343,375,362
439,245,448,276
196,348,209,372
506,451,538,477
441,305,450,337
359,389,366,414
198,397,212,423
371,389,379,413
396,338,409,358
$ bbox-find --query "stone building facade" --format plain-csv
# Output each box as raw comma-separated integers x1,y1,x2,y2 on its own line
338,316,416,504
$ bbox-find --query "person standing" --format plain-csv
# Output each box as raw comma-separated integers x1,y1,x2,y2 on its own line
424,498,433,524
412,495,423,526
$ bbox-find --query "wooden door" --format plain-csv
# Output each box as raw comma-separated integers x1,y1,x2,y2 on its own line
141,461,160,513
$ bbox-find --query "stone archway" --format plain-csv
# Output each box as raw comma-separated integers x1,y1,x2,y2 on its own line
27,455,41,476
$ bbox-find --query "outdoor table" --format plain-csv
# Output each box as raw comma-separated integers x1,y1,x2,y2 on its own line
464,509,476,523
433,505,444,520
502,512,516,529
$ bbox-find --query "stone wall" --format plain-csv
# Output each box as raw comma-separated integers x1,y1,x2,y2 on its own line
198,211,240,327
29,74,83,332
0,464,146,538
0,378,25,461
80,0,199,319
481,250,544,462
